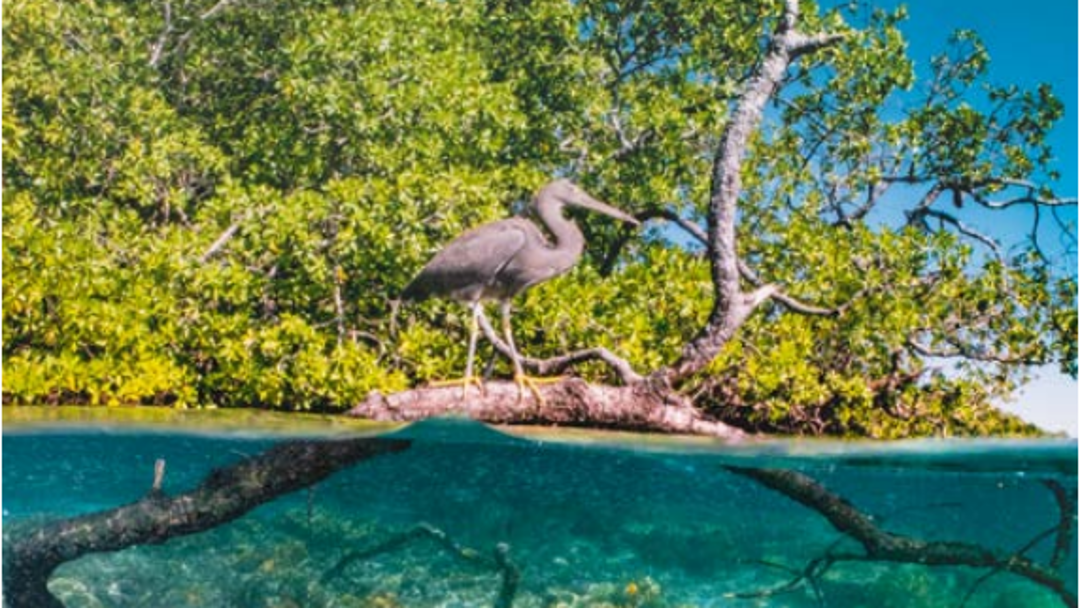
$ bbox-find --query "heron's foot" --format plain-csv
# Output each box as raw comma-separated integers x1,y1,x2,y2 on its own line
428,376,486,399
513,374,563,404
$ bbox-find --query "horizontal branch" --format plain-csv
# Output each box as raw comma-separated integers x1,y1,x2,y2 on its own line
785,32,848,57
350,379,746,439
476,311,643,384
880,176,1077,211
906,336,1039,365
968,179,1078,210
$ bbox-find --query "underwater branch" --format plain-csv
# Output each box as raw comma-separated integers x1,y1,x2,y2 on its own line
4,438,411,608
727,466,1078,607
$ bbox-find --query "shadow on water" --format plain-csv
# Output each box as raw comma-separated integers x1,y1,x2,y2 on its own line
3,417,1076,608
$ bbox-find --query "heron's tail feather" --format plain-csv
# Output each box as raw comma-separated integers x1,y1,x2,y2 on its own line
400,277,431,301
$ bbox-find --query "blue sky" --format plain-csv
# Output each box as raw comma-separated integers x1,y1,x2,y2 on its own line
863,0,1078,434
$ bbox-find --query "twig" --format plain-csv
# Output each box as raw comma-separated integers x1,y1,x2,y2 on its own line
322,523,520,608
150,459,166,495
199,219,244,263
200,0,239,21
148,0,174,67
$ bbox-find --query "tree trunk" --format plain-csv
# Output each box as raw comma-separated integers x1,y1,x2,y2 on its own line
657,0,844,386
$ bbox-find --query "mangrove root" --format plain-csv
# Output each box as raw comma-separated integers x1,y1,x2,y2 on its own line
726,466,1077,607
4,437,411,608
323,522,520,608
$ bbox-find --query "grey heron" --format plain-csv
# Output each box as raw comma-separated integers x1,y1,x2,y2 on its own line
402,179,640,400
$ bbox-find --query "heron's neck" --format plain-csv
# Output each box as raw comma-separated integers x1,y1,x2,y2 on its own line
534,195,585,263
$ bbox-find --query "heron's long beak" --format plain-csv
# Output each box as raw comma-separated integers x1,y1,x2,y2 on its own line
572,194,640,226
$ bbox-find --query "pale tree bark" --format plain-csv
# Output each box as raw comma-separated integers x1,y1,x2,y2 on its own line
656,0,845,386
351,380,745,439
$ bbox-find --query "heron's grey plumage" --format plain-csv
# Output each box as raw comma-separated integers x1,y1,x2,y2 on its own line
403,179,636,304
402,179,638,397
400,218,532,302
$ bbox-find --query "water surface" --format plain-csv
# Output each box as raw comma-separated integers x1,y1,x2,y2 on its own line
4,418,1076,607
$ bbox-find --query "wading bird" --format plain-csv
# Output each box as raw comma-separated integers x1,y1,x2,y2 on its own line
402,179,640,401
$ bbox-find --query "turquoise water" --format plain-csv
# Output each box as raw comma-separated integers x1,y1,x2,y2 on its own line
3,420,1076,608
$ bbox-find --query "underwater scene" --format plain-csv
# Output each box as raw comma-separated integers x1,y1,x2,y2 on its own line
3,419,1076,608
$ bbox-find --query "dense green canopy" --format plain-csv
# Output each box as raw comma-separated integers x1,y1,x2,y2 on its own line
4,0,1075,436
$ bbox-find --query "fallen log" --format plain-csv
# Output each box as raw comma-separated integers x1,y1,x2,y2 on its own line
349,378,745,440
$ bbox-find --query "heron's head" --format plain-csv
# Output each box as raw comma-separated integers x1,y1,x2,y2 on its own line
540,179,640,226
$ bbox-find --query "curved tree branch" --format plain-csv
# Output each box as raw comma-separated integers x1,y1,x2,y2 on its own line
656,1,846,385
475,309,644,384
727,466,1077,607
736,259,839,316
641,208,845,317
1041,479,1077,571
5,438,411,608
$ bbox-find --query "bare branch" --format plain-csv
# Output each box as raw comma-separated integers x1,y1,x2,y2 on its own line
476,310,644,384
352,379,746,438
200,0,239,21
728,467,1077,607
638,207,707,244
968,179,1078,210
199,219,244,263
737,260,838,316
908,207,1004,262
906,337,1038,365
148,0,173,67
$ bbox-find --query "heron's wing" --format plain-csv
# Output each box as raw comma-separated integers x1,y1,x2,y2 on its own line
402,219,533,301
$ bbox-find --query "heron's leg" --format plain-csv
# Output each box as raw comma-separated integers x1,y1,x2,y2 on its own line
429,302,484,398
500,301,546,403
462,301,484,398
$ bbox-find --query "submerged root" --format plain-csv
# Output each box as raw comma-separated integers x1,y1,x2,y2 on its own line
322,523,519,608
4,438,411,608
726,467,1078,608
